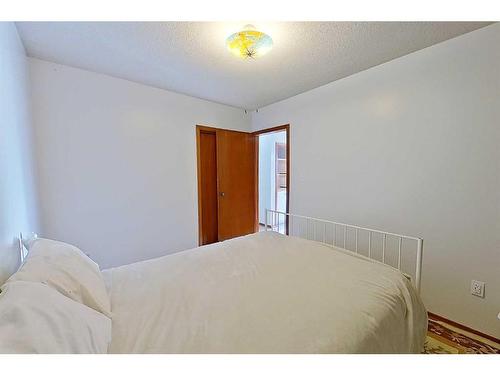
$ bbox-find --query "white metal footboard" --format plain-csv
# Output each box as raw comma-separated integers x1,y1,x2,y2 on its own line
264,209,423,293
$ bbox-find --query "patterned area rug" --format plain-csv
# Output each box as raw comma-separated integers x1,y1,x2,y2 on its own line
423,317,499,354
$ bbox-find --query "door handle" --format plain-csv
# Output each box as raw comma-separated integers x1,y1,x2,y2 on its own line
219,192,225,197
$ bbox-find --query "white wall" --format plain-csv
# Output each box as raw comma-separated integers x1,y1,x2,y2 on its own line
30,58,251,269
252,24,500,337
0,23,39,284
258,135,274,224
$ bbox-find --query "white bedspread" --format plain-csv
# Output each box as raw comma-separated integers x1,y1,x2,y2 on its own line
102,232,427,353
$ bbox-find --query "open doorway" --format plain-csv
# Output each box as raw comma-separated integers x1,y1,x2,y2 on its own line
254,125,289,234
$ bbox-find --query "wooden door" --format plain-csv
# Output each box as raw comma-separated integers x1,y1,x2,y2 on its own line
197,130,219,245
216,129,257,241
197,126,257,245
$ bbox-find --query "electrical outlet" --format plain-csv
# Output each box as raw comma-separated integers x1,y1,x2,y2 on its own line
470,280,485,298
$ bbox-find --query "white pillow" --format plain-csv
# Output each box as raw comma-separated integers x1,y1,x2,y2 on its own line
8,238,111,317
0,281,111,353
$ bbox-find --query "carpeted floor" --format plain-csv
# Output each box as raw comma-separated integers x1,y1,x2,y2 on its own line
423,316,499,354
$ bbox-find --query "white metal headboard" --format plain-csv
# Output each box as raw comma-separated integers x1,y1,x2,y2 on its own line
265,209,423,293
18,232,38,264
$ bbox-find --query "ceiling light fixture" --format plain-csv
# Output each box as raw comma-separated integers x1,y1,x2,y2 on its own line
226,24,273,59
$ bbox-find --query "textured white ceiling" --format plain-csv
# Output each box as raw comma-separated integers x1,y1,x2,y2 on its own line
16,22,491,109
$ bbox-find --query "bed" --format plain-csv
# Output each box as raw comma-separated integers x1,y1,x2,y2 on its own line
0,210,427,354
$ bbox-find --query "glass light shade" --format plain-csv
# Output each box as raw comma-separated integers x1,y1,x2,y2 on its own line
226,25,273,59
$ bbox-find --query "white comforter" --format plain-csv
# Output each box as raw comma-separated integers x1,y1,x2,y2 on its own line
102,232,427,353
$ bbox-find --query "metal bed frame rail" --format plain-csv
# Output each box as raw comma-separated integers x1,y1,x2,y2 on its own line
265,209,423,293
18,232,37,264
